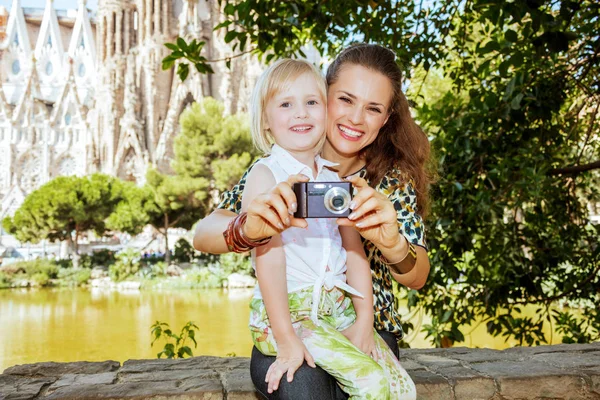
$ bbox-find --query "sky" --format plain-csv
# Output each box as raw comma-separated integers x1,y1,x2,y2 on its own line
0,0,98,11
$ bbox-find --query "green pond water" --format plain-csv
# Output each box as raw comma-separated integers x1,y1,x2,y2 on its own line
0,288,566,371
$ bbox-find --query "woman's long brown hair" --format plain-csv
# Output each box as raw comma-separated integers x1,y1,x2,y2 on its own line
326,44,433,217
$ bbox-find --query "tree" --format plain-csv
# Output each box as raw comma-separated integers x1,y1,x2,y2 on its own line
2,174,125,268
108,98,256,264
108,169,207,265
166,0,600,345
172,97,258,203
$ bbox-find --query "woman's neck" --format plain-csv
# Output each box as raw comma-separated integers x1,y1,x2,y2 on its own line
321,142,366,178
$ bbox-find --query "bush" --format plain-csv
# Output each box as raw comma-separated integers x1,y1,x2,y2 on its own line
185,266,223,288
109,248,141,282
0,271,13,288
173,238,195,263
88,249,116,268
57,268,92,287
215,253,253,276
6,259,59,280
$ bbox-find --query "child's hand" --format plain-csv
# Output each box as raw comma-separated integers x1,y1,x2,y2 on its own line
341,320,379,360
266,334,315,393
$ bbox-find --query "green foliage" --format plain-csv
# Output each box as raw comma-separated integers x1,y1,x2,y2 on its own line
109,248,142,282
173,98,258,203
173,238,196,263
163,38,214,81
3,174,126,268
214,253,253,277
0,259,92,288
150,321,199,359
3,259,59,280
173,0,600,347
0,272,11,288
56,268,92,287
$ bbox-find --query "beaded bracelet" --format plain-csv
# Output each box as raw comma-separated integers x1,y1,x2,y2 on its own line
380,241,418,275
223,212,271,253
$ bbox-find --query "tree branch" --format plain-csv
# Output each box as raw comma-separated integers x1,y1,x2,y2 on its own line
548,160,600,176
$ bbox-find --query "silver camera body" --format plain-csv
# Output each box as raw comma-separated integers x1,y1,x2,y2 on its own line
293,182,353,218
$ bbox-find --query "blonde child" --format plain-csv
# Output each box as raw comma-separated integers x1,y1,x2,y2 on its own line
241,59,416,399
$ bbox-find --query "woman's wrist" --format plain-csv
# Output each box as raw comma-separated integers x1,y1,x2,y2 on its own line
222,212,270,253
378,234,418,275
378,232,408,261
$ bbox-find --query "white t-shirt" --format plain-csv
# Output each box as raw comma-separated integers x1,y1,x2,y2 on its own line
251,144,362,324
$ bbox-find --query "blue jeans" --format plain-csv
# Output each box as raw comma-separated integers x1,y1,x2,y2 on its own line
250,330,400,400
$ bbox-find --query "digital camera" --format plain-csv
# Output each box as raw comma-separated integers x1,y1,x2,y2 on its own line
293,182,353,218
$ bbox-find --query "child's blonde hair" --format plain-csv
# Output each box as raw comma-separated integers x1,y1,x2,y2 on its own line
251,58,327,155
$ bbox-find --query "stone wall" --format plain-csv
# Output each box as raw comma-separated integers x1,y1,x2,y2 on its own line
1,343,599,399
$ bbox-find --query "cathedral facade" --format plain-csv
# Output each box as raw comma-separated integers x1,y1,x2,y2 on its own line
0,0,263,219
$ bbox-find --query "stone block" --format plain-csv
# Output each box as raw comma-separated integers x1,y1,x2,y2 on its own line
118,369,218,383
0,375,55,400
448,348,521,364
47,372,117,392
472,361,589,399
120,356,249,374
439,366,497,399
222,368,260,400
533,351,600,369
43,378,223,399
410,369,452,400
398,357,427,371
410,354,461,370
3,361,120,377
504,342,600,355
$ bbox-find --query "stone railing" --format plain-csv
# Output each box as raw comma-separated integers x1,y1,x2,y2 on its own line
1,343,599,399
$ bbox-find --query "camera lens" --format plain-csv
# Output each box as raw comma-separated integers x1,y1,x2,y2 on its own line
324,187,351,214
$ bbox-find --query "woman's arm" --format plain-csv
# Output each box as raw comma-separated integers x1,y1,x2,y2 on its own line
192,174,309,254
338,175,430,290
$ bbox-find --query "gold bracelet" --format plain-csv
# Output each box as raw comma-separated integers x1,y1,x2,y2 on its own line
380,242,418,275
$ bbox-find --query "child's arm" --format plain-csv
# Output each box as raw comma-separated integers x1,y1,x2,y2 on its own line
241,164,315,393
339,225,378,359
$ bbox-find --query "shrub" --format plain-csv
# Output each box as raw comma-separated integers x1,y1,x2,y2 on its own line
185,266,223,288
6,259,59,280
0,271,13,288
216,253,253,276
173,238,195,263
109,248,141,282
57,268,92,287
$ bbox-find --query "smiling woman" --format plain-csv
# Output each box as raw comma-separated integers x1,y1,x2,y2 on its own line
193,43,433,400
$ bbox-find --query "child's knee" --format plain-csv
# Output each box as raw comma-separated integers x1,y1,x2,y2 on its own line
395,372,417,400
357,363,390,398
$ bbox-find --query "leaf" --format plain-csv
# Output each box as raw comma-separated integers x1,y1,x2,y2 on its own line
224,3,235,15
224,31,238,44
225,59,231,69
177,63,189,81
164,43,179,51
177,37,187,51
510,93,524,110
504,29,518,43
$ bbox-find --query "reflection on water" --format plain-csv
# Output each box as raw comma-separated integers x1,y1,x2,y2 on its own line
0,288,567,371
0,288,254,371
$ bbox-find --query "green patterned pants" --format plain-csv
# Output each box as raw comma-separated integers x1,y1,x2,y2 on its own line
249,287,417,400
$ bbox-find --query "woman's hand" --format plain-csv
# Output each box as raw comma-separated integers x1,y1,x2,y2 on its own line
266,334,316,393
244,174,310,241
337,175,401,251
341,319,378,360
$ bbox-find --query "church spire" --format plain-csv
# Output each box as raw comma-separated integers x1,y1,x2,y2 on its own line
3,0,31,55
